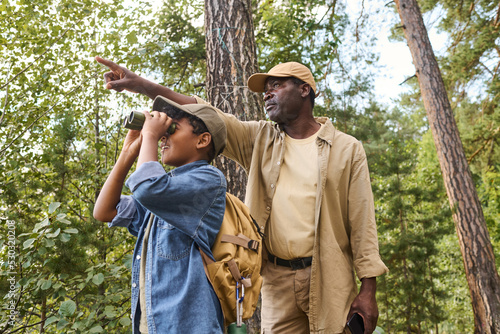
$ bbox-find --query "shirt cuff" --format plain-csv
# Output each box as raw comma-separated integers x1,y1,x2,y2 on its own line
108,195,137,228
125,161,166,192
354,254,389,280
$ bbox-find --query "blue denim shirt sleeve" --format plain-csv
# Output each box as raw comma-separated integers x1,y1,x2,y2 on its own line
108,195,147,237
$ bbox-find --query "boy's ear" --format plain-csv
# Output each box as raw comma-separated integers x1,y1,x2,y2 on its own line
196,132,212,150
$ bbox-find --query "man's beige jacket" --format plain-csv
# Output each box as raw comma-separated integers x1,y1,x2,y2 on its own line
196,97,388,333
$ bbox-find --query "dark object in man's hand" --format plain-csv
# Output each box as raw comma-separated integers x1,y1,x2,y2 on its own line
347,313,365,334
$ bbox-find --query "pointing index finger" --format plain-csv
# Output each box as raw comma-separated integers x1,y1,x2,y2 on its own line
95,56,120,70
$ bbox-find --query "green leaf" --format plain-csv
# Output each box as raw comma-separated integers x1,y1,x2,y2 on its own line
57,213,72,224
56,318,69,330
126,31,137,44
23,238,36,249
59,300,77,317
19,277,29,286
34,218,50,232
44,238,55,247
22,259,31,268
64,228,79,234
89,325,104,333
45,316,59,326
92,273,104,285
104,305,117,318
46,228,61,238
122,254,133,270
41,279,52,290
119,317,131,326
59,233,71,242
49,202,61,214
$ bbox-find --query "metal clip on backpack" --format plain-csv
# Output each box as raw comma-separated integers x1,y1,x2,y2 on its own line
200,192,265,332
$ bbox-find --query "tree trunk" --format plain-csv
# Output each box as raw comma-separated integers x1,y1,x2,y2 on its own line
204,0,264,201
394,0,500,332
204,1,264,332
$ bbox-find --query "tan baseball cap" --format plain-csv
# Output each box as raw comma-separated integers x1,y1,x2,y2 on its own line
247,62,318,96
152,96,227,155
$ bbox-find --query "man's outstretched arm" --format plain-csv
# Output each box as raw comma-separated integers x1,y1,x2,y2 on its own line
95,56,196,104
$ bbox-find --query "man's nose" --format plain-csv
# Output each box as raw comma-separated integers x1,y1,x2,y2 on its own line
264,91,272,101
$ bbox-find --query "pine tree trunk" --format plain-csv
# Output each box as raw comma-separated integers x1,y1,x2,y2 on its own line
204,1,264,332
394,0,500,332
204,0,264,201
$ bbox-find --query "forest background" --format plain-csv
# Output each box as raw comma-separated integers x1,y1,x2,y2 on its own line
0,0,498,333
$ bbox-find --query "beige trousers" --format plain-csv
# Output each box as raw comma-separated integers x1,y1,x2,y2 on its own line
261,260,312,334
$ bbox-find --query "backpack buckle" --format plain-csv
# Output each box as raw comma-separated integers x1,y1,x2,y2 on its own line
247,240,259,252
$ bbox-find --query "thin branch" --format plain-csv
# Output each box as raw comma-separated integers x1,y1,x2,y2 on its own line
468,127,499,163
495,1,500,27
355,0,366,43
478,61,494,77
399,74,417,85
3,320,45,334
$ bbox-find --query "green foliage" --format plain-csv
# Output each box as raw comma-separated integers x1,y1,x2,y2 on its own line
0,0,142,332
360,105,458,332
383,0,498,330
0,203,133,333
131,0,207,94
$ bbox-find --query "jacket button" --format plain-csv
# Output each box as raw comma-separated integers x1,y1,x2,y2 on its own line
136,255,141,260
132,283,137,288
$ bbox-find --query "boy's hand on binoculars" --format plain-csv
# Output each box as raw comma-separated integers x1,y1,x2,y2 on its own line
141,110,172,141
121,129,142,159
95,56,145,94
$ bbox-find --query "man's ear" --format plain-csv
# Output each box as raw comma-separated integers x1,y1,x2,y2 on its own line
196,133,212,150
300,83,311,98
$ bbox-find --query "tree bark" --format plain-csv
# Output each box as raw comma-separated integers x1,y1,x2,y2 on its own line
394,0,500,332
204,0,264,201
204,1,264,332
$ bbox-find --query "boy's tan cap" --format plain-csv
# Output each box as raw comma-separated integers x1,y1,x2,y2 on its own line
152,96,227,155
247,62,318,96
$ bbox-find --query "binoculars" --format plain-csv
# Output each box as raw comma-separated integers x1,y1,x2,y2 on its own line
123,111,176,134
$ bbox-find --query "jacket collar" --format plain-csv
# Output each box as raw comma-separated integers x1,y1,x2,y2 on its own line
315,117,336,146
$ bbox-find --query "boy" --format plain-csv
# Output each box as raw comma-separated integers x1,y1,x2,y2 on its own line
93,96,227,333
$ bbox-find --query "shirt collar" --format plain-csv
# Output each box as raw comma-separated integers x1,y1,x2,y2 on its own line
170,160,209,176
276,117,336,144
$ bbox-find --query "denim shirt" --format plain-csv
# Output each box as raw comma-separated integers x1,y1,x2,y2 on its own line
109,160,226,333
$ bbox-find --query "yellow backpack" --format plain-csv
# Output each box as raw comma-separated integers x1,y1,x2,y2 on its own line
200,192,264,327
